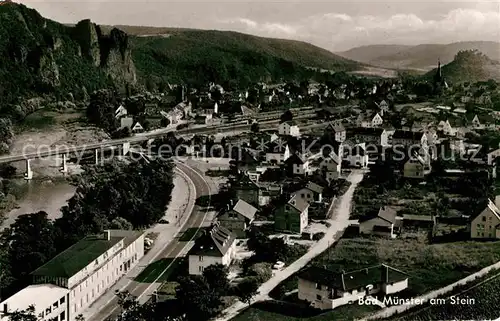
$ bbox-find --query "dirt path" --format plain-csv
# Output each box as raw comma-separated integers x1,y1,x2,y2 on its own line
216,170,365,321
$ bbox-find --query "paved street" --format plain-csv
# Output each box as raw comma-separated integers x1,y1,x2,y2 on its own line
84,161,212,321
216,170,365,321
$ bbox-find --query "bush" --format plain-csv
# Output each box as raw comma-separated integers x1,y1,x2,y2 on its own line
247,263,272,283
312,232,325,241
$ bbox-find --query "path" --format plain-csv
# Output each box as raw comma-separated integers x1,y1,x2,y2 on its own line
216,170,364,321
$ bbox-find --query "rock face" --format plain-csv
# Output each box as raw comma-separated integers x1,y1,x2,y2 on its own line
99,28,137,88
72,19,101,67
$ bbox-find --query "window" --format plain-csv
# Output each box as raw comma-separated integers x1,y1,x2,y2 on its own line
316,294,322,300
60,311,66,321
53,301,59,309
482,216,487,221
60,296,65,304
301,194,305,198
74,305,77,313
199,266,204,272
46,307,51,315
199,256,203,261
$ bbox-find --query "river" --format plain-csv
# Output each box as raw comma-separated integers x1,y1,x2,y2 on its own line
1,177,76,230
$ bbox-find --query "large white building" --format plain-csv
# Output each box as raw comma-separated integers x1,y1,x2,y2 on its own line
188,223,236,275
0,230,145,321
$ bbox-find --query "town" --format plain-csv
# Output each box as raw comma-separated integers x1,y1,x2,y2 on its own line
0,2,500,321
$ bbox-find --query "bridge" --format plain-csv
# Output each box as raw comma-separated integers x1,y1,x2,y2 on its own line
0,117,288,179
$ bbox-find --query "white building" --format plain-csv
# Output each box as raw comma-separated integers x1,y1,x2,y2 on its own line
115,105,127,119
188,223,236,275
297,264,408,310
1,284,69,321
278,121,300,137
1,230,145,321
437,120,455,136
371,113,383,127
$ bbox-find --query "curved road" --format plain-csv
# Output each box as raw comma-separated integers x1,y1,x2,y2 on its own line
85,161,211,321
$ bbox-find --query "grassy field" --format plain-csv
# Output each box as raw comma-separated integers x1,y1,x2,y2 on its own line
231,300,379,321
271,237,500,299
386,272,500,321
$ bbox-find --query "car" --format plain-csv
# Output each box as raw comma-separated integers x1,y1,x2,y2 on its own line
158,219,169,224
273,261,285,270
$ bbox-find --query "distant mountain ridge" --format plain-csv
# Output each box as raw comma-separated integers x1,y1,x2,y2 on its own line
338,41,500,71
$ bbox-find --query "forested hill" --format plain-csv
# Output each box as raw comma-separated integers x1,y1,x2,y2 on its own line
108,26,362,87
425,50,500,84
0,2,362,108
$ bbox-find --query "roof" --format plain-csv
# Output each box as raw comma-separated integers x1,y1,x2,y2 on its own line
359,206,397,224
392,130,424,140
31,232,123,278
287,194,310,213
188,223,236,257
348,127,385,137
305,181,324,194
486,199,500,221
280,120,298,126
402,214,435,222
0,284,69,316
232,199,258,220
327,122,346,133
298,264,408,291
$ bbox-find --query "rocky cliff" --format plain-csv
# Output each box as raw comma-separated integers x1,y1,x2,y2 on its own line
0,3,136,109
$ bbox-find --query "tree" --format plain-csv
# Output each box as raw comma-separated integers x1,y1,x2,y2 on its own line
280,110,293,123
86,89,119,133
202,264,229,295
234,277,259,306
176,276,224,321
7,305,37,321
250,122,259,133
115,291,185,321
2,212,57,280
109,217,133,230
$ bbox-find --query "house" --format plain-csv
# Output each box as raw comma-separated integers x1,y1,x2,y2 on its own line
297,264,409,310
284,153,309,176
359,207,398,238
294,181,324,203
233,175,260,207
377,100,389,116
217,199,258,238
470,199,500,239
274,194,309,234
437,120,455,136
188,223,236,275
391,130,427,148
265,141,291,165
343,143,369,168
132,122,144,133
312,151,341,181
115,105,127,118
4,230,145,321
371,113,383,127
347,127,388,146
278,121,300,137
163,108,183,125
470,115,484,129
403,157,426,179
325,123,346,143
120,117,134,129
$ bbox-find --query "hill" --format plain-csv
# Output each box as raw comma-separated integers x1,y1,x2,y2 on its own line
338,41,500,70
103,25,361,86
0,3,136,108
425,50,500,83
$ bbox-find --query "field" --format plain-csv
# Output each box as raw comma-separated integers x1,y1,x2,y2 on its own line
386,272,500,321
271,237,500,298
231,300,379,321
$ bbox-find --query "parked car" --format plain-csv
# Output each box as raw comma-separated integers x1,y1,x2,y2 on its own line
273,261,285,270
158,219,169,224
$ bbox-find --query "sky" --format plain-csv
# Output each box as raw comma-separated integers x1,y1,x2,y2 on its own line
21,0,500,51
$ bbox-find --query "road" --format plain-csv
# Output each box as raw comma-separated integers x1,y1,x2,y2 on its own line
216,170,365,321
84,161,212,321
